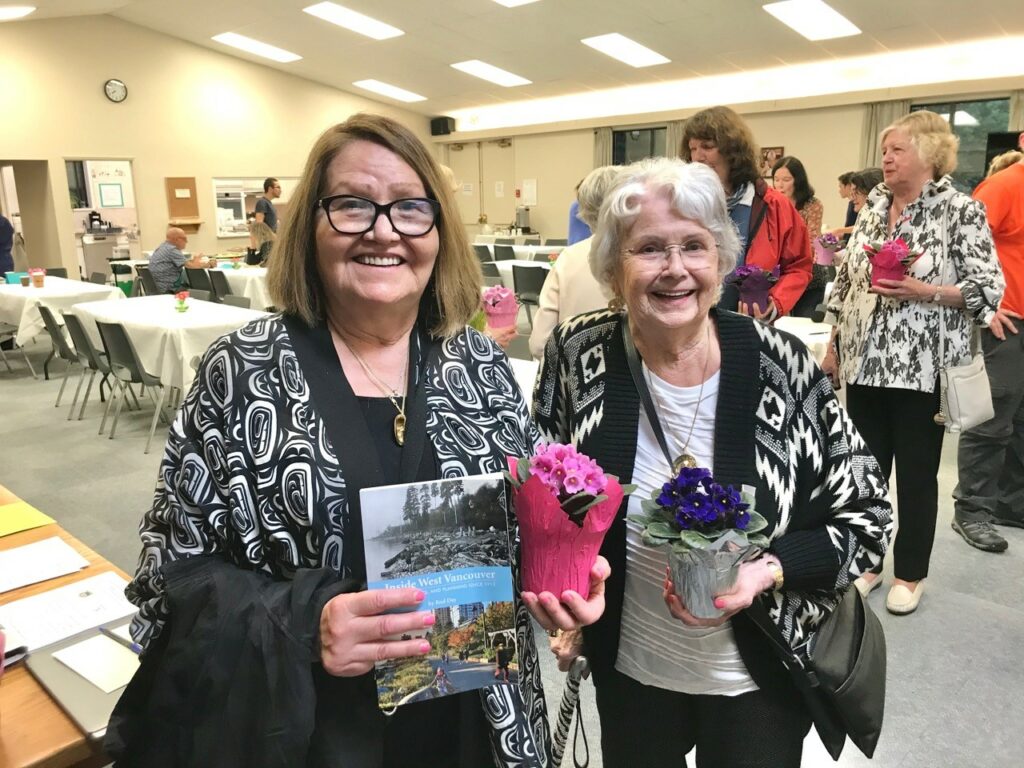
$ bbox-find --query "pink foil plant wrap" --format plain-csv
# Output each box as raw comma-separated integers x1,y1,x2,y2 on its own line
864,238,921,287
481,285,519,329
507,443,633,599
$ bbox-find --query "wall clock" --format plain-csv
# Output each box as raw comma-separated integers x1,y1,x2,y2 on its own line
104,78,128,103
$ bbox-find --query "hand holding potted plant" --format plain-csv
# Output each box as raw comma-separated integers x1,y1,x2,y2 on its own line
481,285,519,331
863,238,921,287
508,443,635,599
723,265,780,315
815,233,843,266
630,466,769,618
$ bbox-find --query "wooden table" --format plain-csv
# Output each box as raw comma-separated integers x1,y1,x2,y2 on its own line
0,495,126,767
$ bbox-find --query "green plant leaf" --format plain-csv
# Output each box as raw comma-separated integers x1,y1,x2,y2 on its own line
745,510,769,533
678,530,713,549
516,457,531,485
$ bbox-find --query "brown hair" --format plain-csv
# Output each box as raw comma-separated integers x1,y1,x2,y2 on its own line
880,111,959,180
680,106,761,190
267,114,480,337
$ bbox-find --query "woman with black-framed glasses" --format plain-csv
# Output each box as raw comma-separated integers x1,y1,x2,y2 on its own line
116,114,607,767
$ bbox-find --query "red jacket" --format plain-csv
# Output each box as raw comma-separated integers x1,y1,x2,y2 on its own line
745,180,813,316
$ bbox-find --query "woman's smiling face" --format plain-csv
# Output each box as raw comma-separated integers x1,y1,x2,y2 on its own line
613,188,720,337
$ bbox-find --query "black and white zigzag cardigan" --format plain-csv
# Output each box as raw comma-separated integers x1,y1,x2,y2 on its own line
127,316,550,767
533,308,893,687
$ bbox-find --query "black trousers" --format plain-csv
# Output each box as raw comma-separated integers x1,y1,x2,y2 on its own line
595,667,811,768
845,382,944,581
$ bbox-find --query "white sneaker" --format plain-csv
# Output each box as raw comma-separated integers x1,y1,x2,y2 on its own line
886,581,924,615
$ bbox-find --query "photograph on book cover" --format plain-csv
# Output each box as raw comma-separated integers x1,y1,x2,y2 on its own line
360,473,518,710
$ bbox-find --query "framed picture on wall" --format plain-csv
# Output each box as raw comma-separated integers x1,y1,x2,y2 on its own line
98,183,124,208
760,147,784,178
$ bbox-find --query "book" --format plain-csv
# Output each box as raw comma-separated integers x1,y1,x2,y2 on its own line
360,472,518,711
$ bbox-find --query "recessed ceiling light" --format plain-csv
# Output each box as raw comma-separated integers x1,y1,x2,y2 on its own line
353,79,426,103
0,5,35,21
303,2,403,40
762,0,860,41
451,60,531,87
492,0,542,7
211,33,302,63
580,33,669,68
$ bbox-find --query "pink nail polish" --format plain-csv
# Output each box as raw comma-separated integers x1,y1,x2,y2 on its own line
423,613,436,627
714,599,725,609
419,641,431,654
413,590,426,601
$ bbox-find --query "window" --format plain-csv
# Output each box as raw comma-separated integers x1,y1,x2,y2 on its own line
66,161,90,209
911,99,1010,192
612,127,667,165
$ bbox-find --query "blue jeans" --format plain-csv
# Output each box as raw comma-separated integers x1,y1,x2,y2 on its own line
953,320,1024,523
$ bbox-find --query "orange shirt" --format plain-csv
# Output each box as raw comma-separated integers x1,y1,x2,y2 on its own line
973,163,1024,315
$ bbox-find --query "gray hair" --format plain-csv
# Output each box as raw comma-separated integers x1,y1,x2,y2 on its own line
576,166,624,228
589,157,740,292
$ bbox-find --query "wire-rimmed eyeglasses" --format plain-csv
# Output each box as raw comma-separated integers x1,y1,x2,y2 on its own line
623,242,716,268
315,194,440,237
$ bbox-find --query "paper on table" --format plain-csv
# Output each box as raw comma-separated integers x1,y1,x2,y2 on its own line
0,571,136,651
52,634,140,693
0,500,55,537
0,536,90,593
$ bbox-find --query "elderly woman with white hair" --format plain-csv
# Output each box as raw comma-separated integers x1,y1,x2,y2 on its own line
533,157,891,768
823,111,1003,614
528,165,623,359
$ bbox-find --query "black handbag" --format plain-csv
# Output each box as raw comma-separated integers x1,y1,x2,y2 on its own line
748,586,886,760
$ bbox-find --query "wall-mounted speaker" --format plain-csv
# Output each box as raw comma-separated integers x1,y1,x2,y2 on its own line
430,116,456,136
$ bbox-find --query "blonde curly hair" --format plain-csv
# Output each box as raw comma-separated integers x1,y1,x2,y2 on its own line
881,111,959,180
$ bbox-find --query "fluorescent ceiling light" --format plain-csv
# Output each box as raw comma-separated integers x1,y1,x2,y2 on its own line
581,33,669,68
211,33,302,63
353,79,426,103
763,0,860,41
451,60,531,87
492,0,542,7
939,110,980,127
0,5,35,21
303,2,403,40
448,36,1024,133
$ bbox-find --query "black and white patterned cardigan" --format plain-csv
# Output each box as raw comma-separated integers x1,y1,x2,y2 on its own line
126,315,550,767
533,308,893,683
826,176,1003,392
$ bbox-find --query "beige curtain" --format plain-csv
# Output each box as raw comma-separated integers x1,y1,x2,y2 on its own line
665,120,687,159
1009,90,1024,131
860,100,912,167
593,127,612,167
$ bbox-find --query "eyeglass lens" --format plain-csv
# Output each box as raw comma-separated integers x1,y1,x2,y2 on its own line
323,195,437,236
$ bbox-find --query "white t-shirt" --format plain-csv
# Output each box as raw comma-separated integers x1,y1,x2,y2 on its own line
615,364,758,696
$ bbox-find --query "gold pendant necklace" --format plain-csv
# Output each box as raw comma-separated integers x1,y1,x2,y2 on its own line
647,323,712,475
334,330,410,446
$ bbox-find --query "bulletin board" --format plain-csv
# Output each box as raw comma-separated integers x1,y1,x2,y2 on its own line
165,177,199,220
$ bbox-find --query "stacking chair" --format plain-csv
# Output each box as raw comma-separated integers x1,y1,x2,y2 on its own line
61,311,113,421
523,237,541,245
480,261,501,281
207,269,231,302
36,305,79,399
473,244,494,263
512,265,549,326
482,275,503,289
494,244,516,261
184,267,214,293
89,272,108,285
136,266,160,296
544,238,567,246
494,237,515,245
95,321,176,454
222,294,251,309
187,288,213,302
0,322,38,377
46,267,68,278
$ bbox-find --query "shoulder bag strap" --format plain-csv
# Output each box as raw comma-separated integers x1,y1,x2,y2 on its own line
620,319,675,471
937,198,951,370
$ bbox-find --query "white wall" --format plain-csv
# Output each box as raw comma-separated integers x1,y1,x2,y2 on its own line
0,15,431,272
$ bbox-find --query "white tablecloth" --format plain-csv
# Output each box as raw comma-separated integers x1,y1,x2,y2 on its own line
494,260,550,290
773,316,833,364
486,244,562,262
219,267,271,309
0,277,124,345
68,295,268,391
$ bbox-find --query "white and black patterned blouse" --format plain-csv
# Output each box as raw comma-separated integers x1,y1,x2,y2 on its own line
826,177,1003,392
126,315,550,767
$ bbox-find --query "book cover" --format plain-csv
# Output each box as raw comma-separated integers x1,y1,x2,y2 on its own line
360,472,518,710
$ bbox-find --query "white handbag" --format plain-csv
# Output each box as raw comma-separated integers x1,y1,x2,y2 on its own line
935,200,994,433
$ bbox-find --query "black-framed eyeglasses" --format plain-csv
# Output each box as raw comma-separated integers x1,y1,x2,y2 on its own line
315,194,440,237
